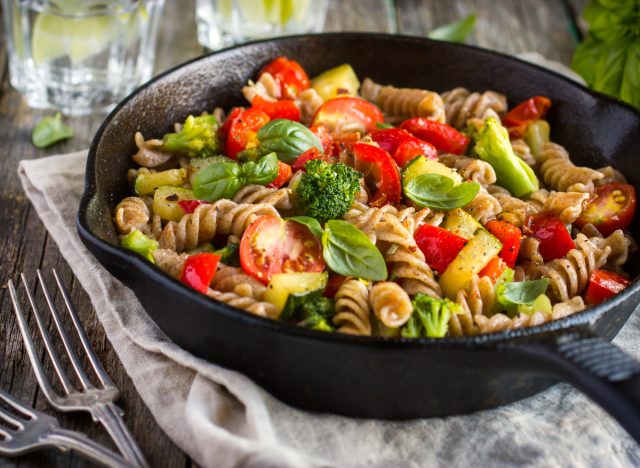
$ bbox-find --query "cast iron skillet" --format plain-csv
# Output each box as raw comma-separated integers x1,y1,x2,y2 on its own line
78,33,640,442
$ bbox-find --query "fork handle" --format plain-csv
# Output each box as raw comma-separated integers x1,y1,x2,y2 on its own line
93,403,149,468
45,428,130,468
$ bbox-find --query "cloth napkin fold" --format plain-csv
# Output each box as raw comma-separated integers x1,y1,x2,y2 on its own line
17,151,640,468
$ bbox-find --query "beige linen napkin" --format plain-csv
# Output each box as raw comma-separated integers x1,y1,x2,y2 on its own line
17,150,640,468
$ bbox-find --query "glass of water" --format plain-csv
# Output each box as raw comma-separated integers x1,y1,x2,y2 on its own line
195,0,329,50
2,0,165,116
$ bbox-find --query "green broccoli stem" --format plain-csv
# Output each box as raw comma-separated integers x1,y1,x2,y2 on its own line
120,230,158,262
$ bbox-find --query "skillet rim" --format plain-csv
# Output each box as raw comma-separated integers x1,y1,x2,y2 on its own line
78,31,640,349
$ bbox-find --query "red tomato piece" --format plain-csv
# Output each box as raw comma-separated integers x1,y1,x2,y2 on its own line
414,224,467,274
178,200,209,214
240,215,325,284
312,97,384,135
575,183,636,237
226,108,270,159
324,274,347,298
524,212,575,262
503,96,551,138
309,125,334,154
351,142,402,206
479,256,508,284
251,95,301,121
267,161,292,188
218,107,243,141
399,118,470,154
585,270,631,305
485,220,522,268
291,147,332,172
181,253,221,294
259,56,310,99
370,128,438,167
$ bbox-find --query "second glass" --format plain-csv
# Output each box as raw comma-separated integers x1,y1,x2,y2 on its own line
2,0,165,116
196,0,329,50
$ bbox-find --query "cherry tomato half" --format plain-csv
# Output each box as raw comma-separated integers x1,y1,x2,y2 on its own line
226,108,270,159
576,183,636,237
240,215,325,284
291,147,333,172
584,270,630,305
267,161,292,188
370,128,438,167
251,95,301,121
312,97,384,135
309,125,334,154
399,118,470,154
259,56,310,99
351,142,402,206
524,212,575,262
218,107,243,141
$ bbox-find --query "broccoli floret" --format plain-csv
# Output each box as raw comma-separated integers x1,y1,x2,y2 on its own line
298,296,335,332
213,242,240,267
294,159,362,222
162,115,220,157
120,230,158,262
401,294,460,339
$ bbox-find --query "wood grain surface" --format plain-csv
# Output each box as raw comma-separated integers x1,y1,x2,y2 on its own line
0,0,583,466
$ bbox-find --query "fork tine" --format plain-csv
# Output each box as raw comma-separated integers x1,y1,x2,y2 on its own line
0,421,11,440
51,269,113,388
0,404,24,430
36,270,94,391
8,279,70,401
0,389,35,420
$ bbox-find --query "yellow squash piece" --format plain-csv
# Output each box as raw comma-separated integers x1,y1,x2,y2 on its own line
311,64,360,101
439,229,502,299
402,156,463,187
442,208,484,240
263,272,328,318
152,185,195,222
135,169,186,196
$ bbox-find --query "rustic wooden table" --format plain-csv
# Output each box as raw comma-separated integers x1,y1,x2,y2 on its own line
0,0,587,466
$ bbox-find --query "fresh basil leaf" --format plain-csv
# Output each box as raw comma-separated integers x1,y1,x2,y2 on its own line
620,41,640,108
376,122,394,129
593,37,628,97
242,152,279,185
583,1,630,42
427,14,476,43
288,216,324,239
32,113,74,148
257,119,323,163
497,279,549,309
192,161,243,201
322,220,387,281
404,173,480,210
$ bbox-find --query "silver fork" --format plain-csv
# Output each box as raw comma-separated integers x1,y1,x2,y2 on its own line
7,269,149,468
0,388,128,467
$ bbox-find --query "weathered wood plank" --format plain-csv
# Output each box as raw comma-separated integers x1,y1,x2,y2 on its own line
324,0,398,33
396,0,577,64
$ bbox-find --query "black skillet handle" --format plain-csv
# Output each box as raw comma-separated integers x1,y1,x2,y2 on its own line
506,331,640,443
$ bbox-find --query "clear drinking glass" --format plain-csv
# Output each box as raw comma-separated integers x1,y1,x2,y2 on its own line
2,0,165,115
195,0,329,50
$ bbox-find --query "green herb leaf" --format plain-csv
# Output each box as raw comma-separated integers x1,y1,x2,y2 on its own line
213,242,240,266
241,152,279,185
404,173,480,210
322,220,387,281
427,13,477,43
376,122,394,129
32,113,74,148
288,216,324,239
257,118,323,163
192,161,243,201
497,279,550,309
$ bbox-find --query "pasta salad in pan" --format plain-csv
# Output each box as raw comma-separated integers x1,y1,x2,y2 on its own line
114,57,637,338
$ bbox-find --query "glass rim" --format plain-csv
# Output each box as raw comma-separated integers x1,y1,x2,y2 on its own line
22,0,153,18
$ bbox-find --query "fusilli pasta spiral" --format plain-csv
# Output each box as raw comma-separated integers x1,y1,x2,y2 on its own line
207,288,278,318
151,249,187,278
114,197,151,235
369,281,413,328
538,142,603,192
132,132,173,168
333,279,372,335
232,185,294,211
438,153,497,186
211,265,267,300
441,87,507,129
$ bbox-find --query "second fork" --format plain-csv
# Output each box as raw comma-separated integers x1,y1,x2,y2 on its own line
8,269,148,468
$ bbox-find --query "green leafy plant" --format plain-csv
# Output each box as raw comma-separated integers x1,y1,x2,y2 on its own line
322,220,387,281
571,0,640,109
427,13,477,43
288,216,324,239
192,152,279,201
497,278,550,309
256,118,323,163
404,173,480,210
32,113,74,148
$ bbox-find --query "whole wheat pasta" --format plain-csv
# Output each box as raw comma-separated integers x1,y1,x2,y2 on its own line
369,282,413,328
542,191,590,224
538,142,604,192
211,265,267,300
114,197,151,235
511,139,536,168
151,249,187,278
232,185,294,212
361,78,445,123
464,188,502,224
297,88,324,125
132,132,174,168
242,71,280,103
333,279,372,335
441,87,507,129
438,153,497,186
596,166,626,186
207,288,278,319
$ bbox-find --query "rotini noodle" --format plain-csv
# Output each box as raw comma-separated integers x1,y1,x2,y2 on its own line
538,142,603,192
232,185,294,212
211,265,267,300
438,153,497,186
369,281,413,328
151,249,187,278
441,87,507,129
333,279,372,335
114,197,150,235
207,288,278,319
132,132,174,168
